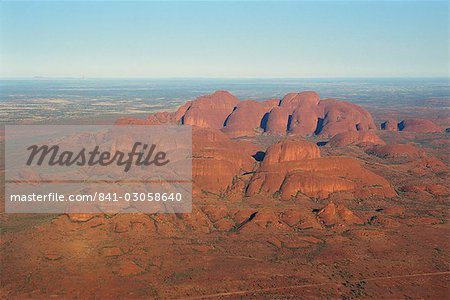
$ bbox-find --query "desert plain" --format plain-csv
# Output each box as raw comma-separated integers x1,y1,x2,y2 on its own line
1,90,449,299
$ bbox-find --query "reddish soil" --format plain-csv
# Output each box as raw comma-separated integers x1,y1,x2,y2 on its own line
1,90,449,299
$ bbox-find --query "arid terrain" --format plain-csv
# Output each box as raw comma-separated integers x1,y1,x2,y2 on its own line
1,90,449,299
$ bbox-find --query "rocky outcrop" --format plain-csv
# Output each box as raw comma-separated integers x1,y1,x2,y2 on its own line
279,92,321,136
398,119,442,133
316,99,376,137
262,139,321,165
367,143,425,159
172,90,377,138
366,143,447,176
221,99,278,137
317,202,364,226
380,118,442,133
264,106,291,135
381,119,398,131
192,128,258,194
280,91,320,110
112,91,396,199
182,91,239,129
117,90,377,138
328,131,385,147
261,94,376,137
402,184,449,197
246,140,396,200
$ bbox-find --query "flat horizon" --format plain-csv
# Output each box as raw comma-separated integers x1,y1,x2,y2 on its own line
1,76,449,80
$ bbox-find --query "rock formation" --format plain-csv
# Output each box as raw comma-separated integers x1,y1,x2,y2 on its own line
221,99,278,137
112,91,401,199
317,202,364,226
328,131,385,147
192,127,258,194
367,143,425,159
264,106,291,134
381,118,442,133
246,139,396,200
381,118,398,131
116,90,377,139
315,99,376,137
402,184,449,197
182,91,239,129
262,139,321,164
262,94,377,137
397,119,442,133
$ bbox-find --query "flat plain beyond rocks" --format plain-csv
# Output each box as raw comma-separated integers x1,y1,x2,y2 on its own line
1,90,449,299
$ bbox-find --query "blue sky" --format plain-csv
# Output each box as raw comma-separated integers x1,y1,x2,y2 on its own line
0,1,448,78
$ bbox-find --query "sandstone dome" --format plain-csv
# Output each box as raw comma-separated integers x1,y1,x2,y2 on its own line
398,119,442,133
381,118,398,131
328,131,386,147
262,139,321,165
367,143,425,159
178,90,377,138
116,90,378,139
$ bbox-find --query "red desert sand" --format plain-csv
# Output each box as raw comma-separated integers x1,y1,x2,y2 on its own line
1,90,449,299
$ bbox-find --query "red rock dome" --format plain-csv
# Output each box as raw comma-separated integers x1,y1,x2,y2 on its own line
182,91,239,129
120,90,378,139
222,99,278,137
192,127,258,194
398,119,442,133
264,106,291,135
367,143,425,159
262,139,321,165
317,202,364,226
247,156,396,200
381,118,398,131
328,131,385,147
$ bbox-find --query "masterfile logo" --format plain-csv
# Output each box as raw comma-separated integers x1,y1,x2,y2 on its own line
26,142,170,172
5,125,192,214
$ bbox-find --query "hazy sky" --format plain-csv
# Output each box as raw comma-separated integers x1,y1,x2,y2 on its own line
0,1,448,78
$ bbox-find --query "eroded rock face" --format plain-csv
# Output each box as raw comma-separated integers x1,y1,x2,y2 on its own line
328,131,385,147
277,92,321,135
366,143,447,176
288,108,321,136
112,91,395,199
222,99,278,138
118,90,378,138
192,127,258,194
280,91,320,110
367,143,425,159
182,91,239,129
263,93,376,137
280,172,357,200
247,156,396,200
398,119,442,133
379,118,443,133
190,132,396,199
402,184,449,197
316,99,376,137
317,202,364,226
172,90,377,138
264,106,291,135
381,119,398,131
262,139,321,165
